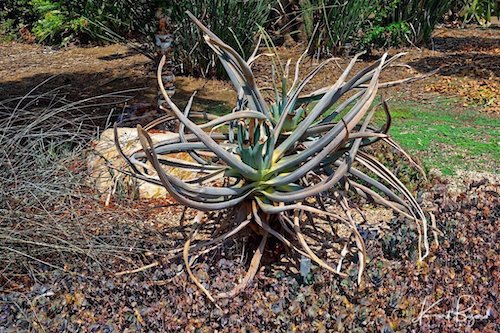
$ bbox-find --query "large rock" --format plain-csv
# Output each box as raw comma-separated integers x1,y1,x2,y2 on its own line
87,127,194,200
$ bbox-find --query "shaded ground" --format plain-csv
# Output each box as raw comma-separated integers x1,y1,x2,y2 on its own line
0,43,152,102
409,27,499,112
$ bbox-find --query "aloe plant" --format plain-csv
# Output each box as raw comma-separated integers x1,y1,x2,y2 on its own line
116,11,432,304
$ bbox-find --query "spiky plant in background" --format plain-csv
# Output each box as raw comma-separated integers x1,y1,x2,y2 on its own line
116,11,432,304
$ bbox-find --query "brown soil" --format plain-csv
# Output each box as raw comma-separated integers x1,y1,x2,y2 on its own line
1,25,498,119
0,43,151,100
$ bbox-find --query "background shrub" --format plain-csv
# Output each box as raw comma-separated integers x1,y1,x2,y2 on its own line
381,0,453,44
30,0,85,44
301,0,377,56
301,0,455,55
459,0,497,26
0,0,156,45
162,0,272,78
0,0,36,41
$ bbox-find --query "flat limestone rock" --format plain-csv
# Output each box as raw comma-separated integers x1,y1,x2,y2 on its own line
87,127,195,200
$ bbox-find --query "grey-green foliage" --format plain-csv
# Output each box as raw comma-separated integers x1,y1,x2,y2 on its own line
460,0,497,27
301,0,454,56
386,0,453,44
0,0,157,44
118,11,431,304
162,0,272,78
301,0,376,55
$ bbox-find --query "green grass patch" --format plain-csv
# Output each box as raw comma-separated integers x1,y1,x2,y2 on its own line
385,98,499,175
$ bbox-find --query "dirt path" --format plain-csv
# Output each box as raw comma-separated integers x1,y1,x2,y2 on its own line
1,25,498,113
0,43,153,100
0,25,498,176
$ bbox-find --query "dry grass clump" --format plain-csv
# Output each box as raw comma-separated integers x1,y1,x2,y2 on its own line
0,82,165,284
